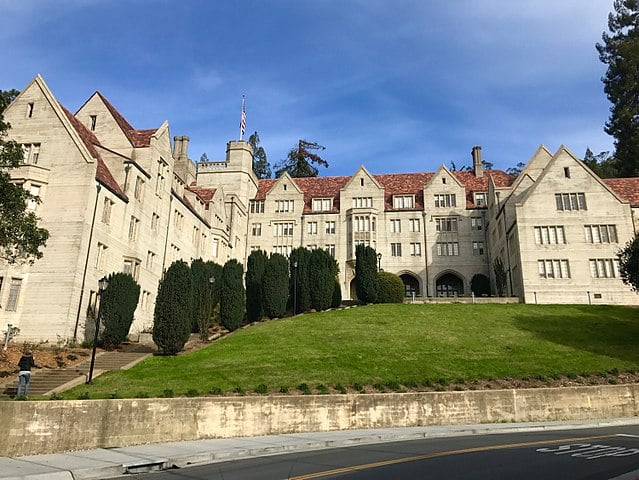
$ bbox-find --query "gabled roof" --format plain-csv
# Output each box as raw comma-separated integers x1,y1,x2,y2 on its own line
91,92,157,147
603,178,639,207
188,186,217,207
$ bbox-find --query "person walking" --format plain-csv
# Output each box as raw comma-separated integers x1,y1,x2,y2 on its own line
16,351,36,398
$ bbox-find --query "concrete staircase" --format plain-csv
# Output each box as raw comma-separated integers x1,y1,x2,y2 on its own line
2,349,153,398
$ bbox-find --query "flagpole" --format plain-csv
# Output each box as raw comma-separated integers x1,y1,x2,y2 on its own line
239,95,246,140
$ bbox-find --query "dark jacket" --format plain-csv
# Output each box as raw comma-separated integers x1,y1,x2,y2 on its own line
18,355,35,371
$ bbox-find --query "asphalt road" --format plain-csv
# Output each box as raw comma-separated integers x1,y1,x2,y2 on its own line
117,425,639,479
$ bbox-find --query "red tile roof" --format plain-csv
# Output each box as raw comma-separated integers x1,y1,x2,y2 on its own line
255,170,514,212
188,186,217,207
95,92,156,147
603,178,639,206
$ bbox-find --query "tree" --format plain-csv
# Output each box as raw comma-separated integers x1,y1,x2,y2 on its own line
597,1,639,177
506,162,526,177
355,245,379,303
308,248,338,310
261,253,289,318
493,258,508,297
331,277,342,308
153,260,193,355
0,89,49,264
274,139,328,178
289,247,311,313
100,272,140,348
470,273,491,296
199,152,209,163
245,249,268,322
376,271,404,303
191,259,220,339
219,259,245,331
248,132,271,179
618,232,639,292
582,148,618,178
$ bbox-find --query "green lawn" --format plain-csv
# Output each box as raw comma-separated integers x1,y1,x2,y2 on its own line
66,303,639,399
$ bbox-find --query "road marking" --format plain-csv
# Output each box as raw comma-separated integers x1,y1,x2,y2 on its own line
617,434,639,438
287,434,614,480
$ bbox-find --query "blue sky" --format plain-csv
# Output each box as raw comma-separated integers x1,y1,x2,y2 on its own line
1,0,616,176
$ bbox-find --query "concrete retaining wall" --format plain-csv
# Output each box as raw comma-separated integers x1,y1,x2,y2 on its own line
3,384,638,457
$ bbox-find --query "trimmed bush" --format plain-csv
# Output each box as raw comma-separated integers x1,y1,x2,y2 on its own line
331,277,342,308
376,271,404,303
471,273,491,296
289,247,312,313
153,260,193,355
220,259,245,331
355,245,379,303
262,253,289,318
191,259,220,338
309,248,338,311
100,272,140,348
246,250,268,322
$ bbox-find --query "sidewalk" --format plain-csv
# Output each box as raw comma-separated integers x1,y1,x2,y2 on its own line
2,418,639,480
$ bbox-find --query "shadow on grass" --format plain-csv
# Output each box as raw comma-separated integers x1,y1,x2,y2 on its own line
514,305,639,365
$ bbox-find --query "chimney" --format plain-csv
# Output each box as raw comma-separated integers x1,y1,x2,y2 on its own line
173,136,190,162
472,146,483,178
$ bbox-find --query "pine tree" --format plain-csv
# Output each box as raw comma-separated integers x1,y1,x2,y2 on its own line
274,139,328,178
219,259,245,331
248,132,272,179
355,245,379,303
596,1,639,177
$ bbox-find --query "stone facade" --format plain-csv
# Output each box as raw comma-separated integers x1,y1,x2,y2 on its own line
1,75,637,342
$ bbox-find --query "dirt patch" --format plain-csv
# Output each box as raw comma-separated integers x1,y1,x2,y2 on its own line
0,344,91,381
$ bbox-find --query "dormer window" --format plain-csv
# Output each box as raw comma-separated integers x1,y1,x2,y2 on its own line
474,192,487,207
393,195,415,209
313,198,332,212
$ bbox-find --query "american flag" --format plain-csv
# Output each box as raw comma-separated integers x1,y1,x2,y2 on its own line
239,96,246,139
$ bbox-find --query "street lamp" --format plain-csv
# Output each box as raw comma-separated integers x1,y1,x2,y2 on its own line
86,276,109,384
293,261,298,315
377,253,382,272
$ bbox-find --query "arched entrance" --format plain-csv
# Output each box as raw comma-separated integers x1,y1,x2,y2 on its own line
399,273,420,297
349,278,358,300
436,272,464,297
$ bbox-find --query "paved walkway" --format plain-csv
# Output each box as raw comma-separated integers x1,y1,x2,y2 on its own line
2,418,639,479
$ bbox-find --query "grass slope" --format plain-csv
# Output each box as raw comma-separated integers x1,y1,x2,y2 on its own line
67,304,639,399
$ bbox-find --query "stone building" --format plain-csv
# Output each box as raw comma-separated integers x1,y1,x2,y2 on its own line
1,75,637,342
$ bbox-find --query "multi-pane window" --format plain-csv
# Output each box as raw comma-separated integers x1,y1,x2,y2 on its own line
534,226,566,245
472,241,484,255
391,243,402,257
584,225,618,243
156,158,167,198
555,193,587,211
393,195,415,209
173,210,184,230
354,215,375,232
390,219,401,233
352,197,373,208
434,194,456,208
435,217,458,232
325,221,336,234
252,223,262,236
307,222,318,235
140,290,152,311
474,192,487,207
151,212,160,232
307,244,317,250
325,244,335,257
436,242,459,256
410,242,421,256
273,245,292,256
250,200,265,213
409,218,421,232
212,238,219,258
313,198,332,211
192,226,200,247
26,184,40,211
123,259,141,281
128,216,140,241
21,143,40,164
538,259,571,278
471,217,483,231
275,200,294,213
589,258,620,278
134,177,145,201
146,251,156,270
274,222,294,237
95,242,108,270
6,278,22,311
101,198,114,224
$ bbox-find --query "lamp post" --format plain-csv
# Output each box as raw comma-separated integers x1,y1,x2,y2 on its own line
377,253,382,272
293,261,298,315
87,276,109,384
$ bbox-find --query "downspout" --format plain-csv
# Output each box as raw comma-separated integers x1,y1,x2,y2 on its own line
73,183,101,341
500,203,514,296
422,212,429,297
161,195,173,273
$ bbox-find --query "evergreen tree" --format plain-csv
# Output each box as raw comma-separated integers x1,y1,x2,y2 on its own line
246,249,268,322
308,248,338,310
331,277,342,308
153,260,193,355
191,258,220,339
100,272,140,348
618,232,639,292
597,1,639,177
274,139,328,178
376,271,404,303
493,258,508,297
0,89,49,264
355,245,379,303
262,253,289,318
219,259,245,331
582,148,618,178
289,247,311,313
248,132,272,179
470,273,491,296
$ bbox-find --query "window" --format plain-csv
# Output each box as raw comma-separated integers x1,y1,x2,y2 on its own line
472,241,484,255
273,245,292,256
26,184,40,211
274,222,294,237
252,223,262,236
146,251,156,270
95,243,108,270
90,115,97,131
434,194,456,208
170,244,180,263
156,158,167,198
101,198,114,224
275,200,294,213
128,216,140,241
584,225,618,243
21,143,41,164
352,197,373,208
123,258,141,281
313,198,332,211
390,219,401,233
410,242,421,256
325,221,336,234
140,290,152,311
391,243,402,257
27,103,34,118
212,238,219,258
538,259,571,279
6,278,22,311
393,195,415,209
354,215,374,232
307,222,318,235
435,217,458,232
192,226,200,247
173,211,184,230
134,177,145,201
325,244,335,257
307,244,317,250
589,258,620,278
436,242,459,256
471,217,483,231
151,212,160,232
534,226,566,245
250,200,265,213
474,192,487,207
409,218,421,232
555,193,587,211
